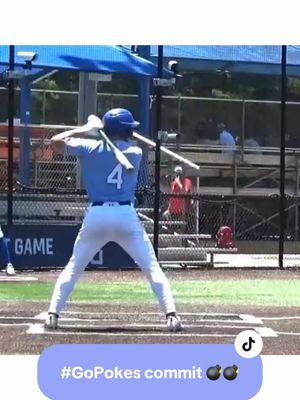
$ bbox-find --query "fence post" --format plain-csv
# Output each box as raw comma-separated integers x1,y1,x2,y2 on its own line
77,73,97,189
7,46,15,226
42,90,46,123
233,199,237,238
177,96,181,134
153,46,163,257
137,46,151,189
279,45,287,269
19,76,32,185
241,100,246,161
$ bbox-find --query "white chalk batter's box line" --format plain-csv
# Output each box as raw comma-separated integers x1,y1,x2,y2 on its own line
1,311,296,338
50,311,257,316
32,312,263,326
2,310,299,337
0,317,261,330
0,315,266,331
35,311,264,324
0,311,263,325
0,318,273,338
25,312,278,338
1,316,252,325
31,311,300,322
26,324,238,338
0,312,265,326
25,323,282,338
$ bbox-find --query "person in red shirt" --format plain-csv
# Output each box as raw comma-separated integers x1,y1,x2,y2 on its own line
163,166,193,233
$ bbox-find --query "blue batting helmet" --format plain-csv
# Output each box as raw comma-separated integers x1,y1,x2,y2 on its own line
102,108,140,138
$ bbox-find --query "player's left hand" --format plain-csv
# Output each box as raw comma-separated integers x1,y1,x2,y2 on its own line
83,115,104,139
87,114,104,129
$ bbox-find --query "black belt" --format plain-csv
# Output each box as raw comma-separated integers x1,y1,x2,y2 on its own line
92,201,131,206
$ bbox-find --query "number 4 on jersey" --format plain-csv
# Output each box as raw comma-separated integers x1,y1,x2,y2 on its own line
107,164,123,189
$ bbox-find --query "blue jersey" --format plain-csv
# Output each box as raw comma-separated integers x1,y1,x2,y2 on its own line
219,130,236,146
65,138,142,202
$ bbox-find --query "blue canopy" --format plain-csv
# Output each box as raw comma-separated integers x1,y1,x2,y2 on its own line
0,45,166,77
148,45,300,76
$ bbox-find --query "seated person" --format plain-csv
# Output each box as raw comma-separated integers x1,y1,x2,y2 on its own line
217,123,236,149
236,136,262,154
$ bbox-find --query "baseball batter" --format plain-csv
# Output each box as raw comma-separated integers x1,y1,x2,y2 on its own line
45,108,182,332
0,225,15,275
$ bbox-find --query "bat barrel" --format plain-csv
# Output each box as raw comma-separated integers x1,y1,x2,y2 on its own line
132,132,199,171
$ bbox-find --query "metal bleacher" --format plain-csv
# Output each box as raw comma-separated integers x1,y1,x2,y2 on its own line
0,192,238,267
165,144,300,196
137,207,237,267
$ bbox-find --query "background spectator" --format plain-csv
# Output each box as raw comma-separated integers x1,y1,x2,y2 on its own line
217,123,236,147
163,166,194,236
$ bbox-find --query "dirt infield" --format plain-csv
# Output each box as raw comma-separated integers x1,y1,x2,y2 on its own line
32,267,300,283
0,269,299,355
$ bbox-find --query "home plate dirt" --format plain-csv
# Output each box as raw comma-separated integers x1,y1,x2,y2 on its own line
0,302,299,354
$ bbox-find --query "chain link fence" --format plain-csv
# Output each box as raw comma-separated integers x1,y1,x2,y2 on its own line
149,190,300,265
0,123,156,228
2,125,300,267
1,89,300,267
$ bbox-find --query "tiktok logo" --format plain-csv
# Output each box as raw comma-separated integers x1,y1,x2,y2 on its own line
235,330,263,358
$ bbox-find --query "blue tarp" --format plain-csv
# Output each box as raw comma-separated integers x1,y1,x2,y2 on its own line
150,46,284,63
3,45,300,77
147,45,300,76
0,46,165,77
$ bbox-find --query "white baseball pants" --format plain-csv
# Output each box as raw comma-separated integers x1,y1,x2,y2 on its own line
49,204,176,315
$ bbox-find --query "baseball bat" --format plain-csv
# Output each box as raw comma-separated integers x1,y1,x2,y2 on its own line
3,119,199,171
132,131,200,171
99,129,134,171
64,118,102,136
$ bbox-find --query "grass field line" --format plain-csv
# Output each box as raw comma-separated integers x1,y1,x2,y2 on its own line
0,277,38,282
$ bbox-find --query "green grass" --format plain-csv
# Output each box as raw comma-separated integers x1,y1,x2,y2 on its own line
0,279,300,307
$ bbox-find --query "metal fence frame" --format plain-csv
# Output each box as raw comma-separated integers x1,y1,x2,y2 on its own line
2,85,300,154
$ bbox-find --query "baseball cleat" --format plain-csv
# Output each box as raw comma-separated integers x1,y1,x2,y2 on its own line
6,263,16,276
166,313,183,332
45,313,59,329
